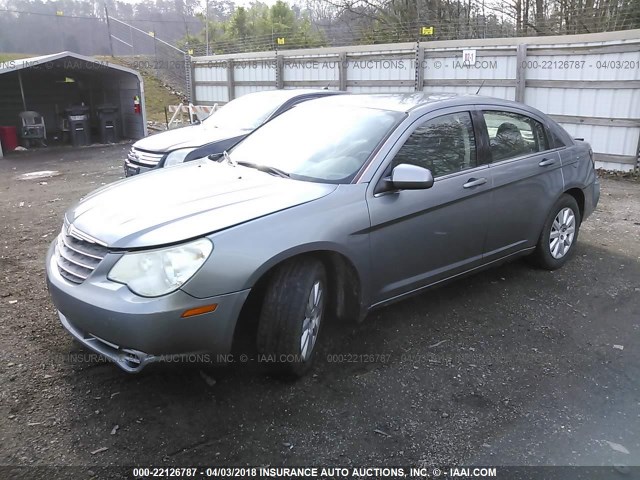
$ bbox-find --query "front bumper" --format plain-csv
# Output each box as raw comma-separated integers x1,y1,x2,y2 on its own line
124,159,156,177
46,241,250,373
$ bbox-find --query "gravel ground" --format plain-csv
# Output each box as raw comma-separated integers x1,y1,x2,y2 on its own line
0,144,638,477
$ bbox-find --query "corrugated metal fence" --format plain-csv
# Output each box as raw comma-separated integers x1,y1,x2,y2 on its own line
190,30,640,172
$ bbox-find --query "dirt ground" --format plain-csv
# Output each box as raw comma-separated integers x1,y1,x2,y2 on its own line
0,144,638,477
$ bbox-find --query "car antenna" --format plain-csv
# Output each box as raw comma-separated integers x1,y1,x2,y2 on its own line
475,80,485,95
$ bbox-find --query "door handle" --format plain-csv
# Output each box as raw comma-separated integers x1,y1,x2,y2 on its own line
538,158,555,167
463,177,487,188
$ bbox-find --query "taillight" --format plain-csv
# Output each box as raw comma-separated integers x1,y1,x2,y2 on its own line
588,148,595,169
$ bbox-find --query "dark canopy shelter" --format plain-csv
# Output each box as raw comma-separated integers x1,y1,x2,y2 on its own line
0,51,147,152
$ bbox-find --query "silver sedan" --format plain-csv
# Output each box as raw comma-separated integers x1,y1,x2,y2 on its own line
46,93,600,376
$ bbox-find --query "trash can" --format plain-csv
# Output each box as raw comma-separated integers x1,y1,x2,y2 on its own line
65,106,91,147
97,105,119,144
0,126,19,152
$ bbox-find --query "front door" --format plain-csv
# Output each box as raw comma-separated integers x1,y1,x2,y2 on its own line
367,109,492,305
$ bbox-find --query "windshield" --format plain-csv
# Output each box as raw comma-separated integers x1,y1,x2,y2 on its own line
203,93,287,131
228,103,402,183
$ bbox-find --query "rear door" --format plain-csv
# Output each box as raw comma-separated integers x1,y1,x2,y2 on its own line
479,108,565,261
367,108,492,305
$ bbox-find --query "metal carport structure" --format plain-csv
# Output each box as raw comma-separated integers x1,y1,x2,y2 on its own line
0,51,147,157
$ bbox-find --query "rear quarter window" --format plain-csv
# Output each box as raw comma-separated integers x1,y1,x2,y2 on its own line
548,126,569,149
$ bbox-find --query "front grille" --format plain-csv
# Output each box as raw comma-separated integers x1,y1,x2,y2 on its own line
55,228,108,284
127,147,164,167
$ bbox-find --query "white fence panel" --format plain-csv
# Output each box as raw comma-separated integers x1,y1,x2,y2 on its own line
234,60,276,97
191,30,640,171
194,62,229,103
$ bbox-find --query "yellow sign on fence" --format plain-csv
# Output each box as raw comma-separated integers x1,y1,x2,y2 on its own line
56,10,63,16
421,26,434,35
277,37,285,45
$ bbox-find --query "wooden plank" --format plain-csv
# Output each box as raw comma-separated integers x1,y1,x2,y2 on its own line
346,79,415,87
338,52,347,91
423,79,516,87
190,62,196,104
195,80,281,87
415,46,424,92
515,44,527,103
193,81,226,86
423,49,518,58
346,53,415,62
593,153,637,165
550,114,640,128
283,54,340,61
283,80,339,87
232,81,275,87
527,79,640,89
275,55,284,89
226,59,235,101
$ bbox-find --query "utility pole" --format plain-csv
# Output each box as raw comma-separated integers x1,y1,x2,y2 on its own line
104,2,115,57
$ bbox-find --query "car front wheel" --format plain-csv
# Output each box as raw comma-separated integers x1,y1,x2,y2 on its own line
256,257,327,377
532,194,581,270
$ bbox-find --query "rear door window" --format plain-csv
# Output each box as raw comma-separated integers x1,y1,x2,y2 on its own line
483,111,550,162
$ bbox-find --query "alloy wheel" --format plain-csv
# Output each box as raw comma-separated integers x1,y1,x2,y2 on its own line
549,207,576,259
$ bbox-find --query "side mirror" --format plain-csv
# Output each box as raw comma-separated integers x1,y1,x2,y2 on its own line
208,152,224,161
192,118,202,125
390,163,434,190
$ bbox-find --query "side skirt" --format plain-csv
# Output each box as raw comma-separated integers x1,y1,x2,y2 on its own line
368,246,536,311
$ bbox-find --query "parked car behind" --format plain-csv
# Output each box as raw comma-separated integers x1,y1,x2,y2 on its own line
47,93,599,377
124,89,343,177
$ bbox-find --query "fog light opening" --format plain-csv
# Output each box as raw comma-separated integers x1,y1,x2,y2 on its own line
181,304,218,318
123,352,142,367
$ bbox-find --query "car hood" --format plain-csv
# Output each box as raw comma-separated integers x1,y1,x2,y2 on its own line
133,124,248,152
66,161,337,249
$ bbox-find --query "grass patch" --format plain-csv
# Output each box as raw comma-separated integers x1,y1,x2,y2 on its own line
97,56,183,123
0,53,35,62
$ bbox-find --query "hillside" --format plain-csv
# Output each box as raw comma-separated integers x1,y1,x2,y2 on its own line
96,55,183,123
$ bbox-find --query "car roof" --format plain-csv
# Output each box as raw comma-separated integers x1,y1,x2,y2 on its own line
242,88,342,101
308,92,534,113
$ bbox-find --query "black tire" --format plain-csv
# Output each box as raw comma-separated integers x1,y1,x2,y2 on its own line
256,257,327,377
531,194,581,270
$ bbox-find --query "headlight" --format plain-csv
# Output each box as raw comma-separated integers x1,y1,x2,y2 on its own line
164,148,197,167
108,238,213,297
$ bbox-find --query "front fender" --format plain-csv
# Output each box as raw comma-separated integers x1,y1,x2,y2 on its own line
180,184,372,303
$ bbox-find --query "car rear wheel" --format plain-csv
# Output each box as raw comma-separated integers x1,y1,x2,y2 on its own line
532,194,581,270
256,257,327,377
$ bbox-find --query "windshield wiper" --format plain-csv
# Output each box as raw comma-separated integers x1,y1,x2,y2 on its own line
223,150,236,167
237,161,290,178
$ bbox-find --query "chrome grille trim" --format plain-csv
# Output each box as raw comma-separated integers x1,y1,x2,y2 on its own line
60,234,104,260
57,260,89,282
57,242,96,270
55,226,109,284
127,147,164,167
